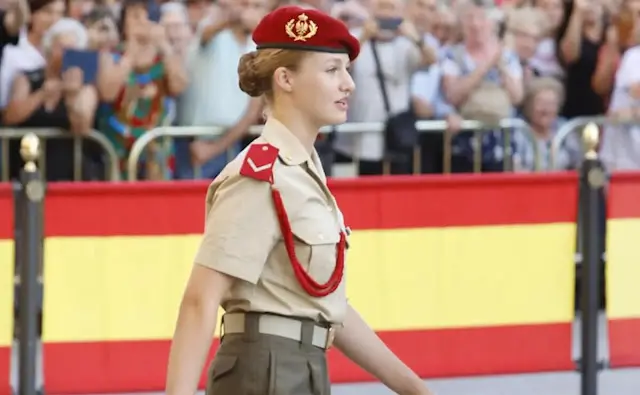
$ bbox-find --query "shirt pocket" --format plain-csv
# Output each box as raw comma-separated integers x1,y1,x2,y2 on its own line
290,217,341,284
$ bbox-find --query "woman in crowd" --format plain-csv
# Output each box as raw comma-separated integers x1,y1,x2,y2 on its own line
600,27,640,170
0,0,65,109
529,0,565,80
514,77,581,171
556,0,607,118
97,0,187,180
2,18,99,181
83,5,119,51
505,7,545,85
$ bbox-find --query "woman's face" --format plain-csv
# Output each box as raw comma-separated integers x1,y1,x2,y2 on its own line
530,88,560,129
68,0,95,20
538,0,564,31
87,17,119,50
31,0,66,35
47,31,81,70
124,3,150,40
462,6,492,43
511,25,542,61
288,52,355,126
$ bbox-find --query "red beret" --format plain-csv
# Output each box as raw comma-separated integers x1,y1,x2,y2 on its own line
252,6,360,61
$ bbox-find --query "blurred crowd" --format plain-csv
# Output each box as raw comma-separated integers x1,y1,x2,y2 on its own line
0,0,639,181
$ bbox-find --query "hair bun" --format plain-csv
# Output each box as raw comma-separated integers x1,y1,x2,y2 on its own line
238,51,266,98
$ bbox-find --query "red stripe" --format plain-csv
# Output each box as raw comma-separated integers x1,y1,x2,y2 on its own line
43,323,573,394
608,172,640,219
41,173,578,237
0,346,10,395
609,318,640,368
0,184,14,239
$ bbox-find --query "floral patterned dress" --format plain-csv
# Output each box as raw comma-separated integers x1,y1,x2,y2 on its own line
98,46,174,180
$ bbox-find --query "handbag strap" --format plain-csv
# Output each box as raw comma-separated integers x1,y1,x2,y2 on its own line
370,40,391,115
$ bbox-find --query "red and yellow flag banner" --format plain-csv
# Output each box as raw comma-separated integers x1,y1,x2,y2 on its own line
607,172,640,367
2,174,582,394
0,185,14,395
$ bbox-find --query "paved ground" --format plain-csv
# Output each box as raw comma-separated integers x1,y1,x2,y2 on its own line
11,313,640,395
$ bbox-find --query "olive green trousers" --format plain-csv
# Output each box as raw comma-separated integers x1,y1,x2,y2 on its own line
206,318,331,395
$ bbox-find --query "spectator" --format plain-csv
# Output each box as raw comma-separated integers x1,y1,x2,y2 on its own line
591,3,636,105
2,18,99,181
556,0,607,118
405,0,440,51
97,0,188,180
440,0,524,172
432,4,460,52
505,7,545,85
160,1,192,59
183,0,212,32
334,0,436,175
514,77,581,171
600,43,640,171
66,0,94,20
175,0,266,180
0,0,29,67
82,6,119,51
0,0,64,109
529,0,565,80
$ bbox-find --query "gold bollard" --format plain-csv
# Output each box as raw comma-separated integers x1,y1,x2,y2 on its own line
582,122,600,161
20,133,41,174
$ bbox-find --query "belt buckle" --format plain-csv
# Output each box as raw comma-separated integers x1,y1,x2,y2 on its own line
325,326,335,349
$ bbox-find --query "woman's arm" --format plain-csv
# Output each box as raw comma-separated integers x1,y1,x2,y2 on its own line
97,50,133,102
591,44,619,97
334,305,434,395
160,44,188,97
1,74,45,125
498,63,524,106
166,266,234,395
65,86,98,135
558,3,584,65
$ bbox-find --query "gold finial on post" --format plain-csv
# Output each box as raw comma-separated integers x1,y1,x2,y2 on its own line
582,122,600,160
20,133,40,173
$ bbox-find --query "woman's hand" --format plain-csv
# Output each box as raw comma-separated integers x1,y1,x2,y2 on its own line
62,67,84,96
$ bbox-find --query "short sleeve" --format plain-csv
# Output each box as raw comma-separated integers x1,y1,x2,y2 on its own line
411,66,440,103
193,174,280,284
441,48,461,77
502,50,523,80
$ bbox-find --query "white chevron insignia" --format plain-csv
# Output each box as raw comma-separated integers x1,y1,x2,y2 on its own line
248,158,272,173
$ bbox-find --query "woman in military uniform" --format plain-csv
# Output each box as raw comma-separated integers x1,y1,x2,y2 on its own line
165,6,434,395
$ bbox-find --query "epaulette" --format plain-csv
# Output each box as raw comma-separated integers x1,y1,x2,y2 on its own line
239,143,279,184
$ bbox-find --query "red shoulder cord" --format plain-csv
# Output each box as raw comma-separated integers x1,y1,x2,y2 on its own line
271,187,346,297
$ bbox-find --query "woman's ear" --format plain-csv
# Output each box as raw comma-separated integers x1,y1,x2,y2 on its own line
273,66,294,93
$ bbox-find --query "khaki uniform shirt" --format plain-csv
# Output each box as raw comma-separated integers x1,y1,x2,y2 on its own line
194,118,349,324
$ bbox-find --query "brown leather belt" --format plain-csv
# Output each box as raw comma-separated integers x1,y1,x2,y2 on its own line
222,313,336,349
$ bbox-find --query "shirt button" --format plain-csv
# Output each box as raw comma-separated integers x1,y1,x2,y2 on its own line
327,206,333,212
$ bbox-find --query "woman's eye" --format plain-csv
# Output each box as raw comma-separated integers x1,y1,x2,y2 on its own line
327,67,338,73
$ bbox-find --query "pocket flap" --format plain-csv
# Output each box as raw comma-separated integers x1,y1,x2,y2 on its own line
210,355,238,380
291,220,340,246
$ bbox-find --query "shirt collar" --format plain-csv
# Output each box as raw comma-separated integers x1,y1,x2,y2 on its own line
261,117,312,166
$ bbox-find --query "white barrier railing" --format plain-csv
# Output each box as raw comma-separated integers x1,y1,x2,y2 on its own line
0,128,120,182
127,118,538,181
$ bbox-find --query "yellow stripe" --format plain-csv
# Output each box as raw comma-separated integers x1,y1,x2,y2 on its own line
0,239,14,347
43,224,576,343
607,218,640,319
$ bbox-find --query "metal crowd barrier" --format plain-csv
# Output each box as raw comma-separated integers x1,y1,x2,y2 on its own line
0,128,120,182
550,115,640,169
127,118,539,181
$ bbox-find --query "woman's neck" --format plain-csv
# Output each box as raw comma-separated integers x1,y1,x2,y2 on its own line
270,106,319,155
532,124,553,140
27,31,42,48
